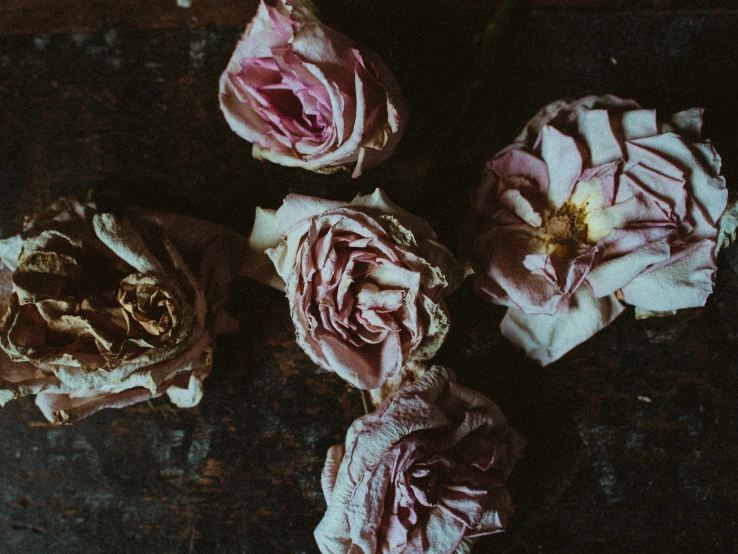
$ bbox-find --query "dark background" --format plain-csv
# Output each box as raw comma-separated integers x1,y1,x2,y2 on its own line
1,1,737,552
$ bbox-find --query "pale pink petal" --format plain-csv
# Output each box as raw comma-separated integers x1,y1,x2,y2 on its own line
321,444,345,506
350,188,438,242
0,234,23,272
587,234,671,297
620,109,657,140
0,349,59,407
630,134,727,231
277,193,347,231
290,17,356,70
349,50,408,177
473,225,561,314
620,239,717,311
489,148,550,196
624,161,687,217
312,328,402,389
576,108,622,166
522,253,557,286
243,207,286,291
500,189,543,227
501,287,626,365
540,125,583,209
219,72,288,152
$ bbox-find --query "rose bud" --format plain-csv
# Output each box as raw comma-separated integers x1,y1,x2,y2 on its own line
315,364,525,554
0,199,246,423
462,95,728,365
246,188,465,393
219,0,406,178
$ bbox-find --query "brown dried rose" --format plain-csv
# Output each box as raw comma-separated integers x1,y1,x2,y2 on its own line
0,199,246,423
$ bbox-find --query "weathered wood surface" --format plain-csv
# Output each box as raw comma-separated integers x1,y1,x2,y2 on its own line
1,2,738,553
0,0,260,36
3,0,738,36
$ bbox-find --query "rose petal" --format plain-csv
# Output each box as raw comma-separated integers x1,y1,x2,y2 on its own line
321,443,345,507
587,232,671,297
473,224,561,314
619,239,717,311
35,386,153,424
576,108,622,166
620,109,657,140
540,125,583,209
629,134,727,232
489,148,550,197
93,214,164,274
0,234,23,272
278,193,347,232
501,287,625,365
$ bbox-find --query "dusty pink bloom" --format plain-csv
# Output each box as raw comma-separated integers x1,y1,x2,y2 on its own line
315,364,525,554
219,0,406,177
463,95,728,365
247,189,464,390
0,199,246,423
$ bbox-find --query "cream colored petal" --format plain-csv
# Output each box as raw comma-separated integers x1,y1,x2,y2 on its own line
93,214,164,274
0,234,23,272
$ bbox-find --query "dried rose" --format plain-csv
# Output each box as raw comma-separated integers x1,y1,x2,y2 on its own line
315,364,525,554
462,95,728,365
0,199,246,423
219,0,406,178
246,188,464,391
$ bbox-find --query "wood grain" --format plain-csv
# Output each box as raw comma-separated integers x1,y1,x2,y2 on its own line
0,3,737,553
0,0,259,36
2,0,738,37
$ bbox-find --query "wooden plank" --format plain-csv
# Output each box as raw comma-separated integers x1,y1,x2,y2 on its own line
2,0,738,37
533,0,738,10
0,0,258,36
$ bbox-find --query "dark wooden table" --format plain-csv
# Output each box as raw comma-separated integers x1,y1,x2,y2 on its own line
1,1,737,553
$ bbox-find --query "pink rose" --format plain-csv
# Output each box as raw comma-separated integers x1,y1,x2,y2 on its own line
219,0,406,178
247,188,464,391
0,199,245,423
315,364,525,554
463,95,728,365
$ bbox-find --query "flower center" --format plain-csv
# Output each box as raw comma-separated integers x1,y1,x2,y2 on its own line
545,214,574,243
543,202,592,254
118,276,179,341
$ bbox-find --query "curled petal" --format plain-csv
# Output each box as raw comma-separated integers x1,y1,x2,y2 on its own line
501,287,626,366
